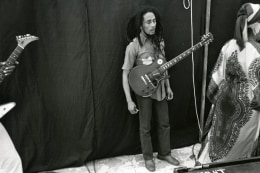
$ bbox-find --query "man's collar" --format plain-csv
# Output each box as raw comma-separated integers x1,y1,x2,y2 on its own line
140,31,148,44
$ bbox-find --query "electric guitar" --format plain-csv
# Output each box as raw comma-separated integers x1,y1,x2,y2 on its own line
129,32,213,97
0,34,39,117
0,102,16,119
0,34,39,84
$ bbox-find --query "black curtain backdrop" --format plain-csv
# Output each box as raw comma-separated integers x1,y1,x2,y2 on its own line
0,0,253,172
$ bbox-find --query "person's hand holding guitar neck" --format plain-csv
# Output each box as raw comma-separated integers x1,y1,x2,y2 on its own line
0,61,18,77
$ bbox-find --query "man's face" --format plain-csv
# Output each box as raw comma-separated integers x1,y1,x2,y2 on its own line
141,12,156,36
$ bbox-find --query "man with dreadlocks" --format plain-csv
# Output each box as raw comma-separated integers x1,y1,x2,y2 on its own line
122,6,180,172
198,3,260,164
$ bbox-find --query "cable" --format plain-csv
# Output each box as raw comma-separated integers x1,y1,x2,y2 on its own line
85,160,97,173
188,0,202,164
93,160,97,173
183,0,191,10
184,0,202,135
189,0,202,135
85,162,91,173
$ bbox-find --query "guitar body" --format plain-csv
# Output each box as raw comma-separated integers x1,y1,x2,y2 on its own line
128,32,213,97
129,58,166,97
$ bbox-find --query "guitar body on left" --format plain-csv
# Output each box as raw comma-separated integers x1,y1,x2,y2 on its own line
129,58,167,97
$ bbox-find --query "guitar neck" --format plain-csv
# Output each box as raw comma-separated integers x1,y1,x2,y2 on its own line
0,46,23,83
158,41,205,73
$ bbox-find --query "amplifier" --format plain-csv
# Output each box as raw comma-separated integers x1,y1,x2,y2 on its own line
174,156,260,173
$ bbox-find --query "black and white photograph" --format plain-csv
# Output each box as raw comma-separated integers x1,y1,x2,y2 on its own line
0,0,260,173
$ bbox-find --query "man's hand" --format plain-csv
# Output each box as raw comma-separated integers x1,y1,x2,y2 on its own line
0,61,18,76
166,87,174,100
127,101,139,114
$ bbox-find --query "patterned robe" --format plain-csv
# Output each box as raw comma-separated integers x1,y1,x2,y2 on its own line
198,39,260,163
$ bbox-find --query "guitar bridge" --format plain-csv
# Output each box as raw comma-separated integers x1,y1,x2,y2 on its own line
145,74,156,88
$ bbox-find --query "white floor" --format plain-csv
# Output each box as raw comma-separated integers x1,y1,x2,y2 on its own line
41,143,201,173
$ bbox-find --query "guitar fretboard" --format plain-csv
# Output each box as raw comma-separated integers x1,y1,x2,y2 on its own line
158,41,206,73
0,46,23,83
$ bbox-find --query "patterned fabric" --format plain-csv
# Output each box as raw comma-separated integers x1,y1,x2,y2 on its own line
207,52,223,103
198,39,260,164
209,54,252,161
249,58,260,110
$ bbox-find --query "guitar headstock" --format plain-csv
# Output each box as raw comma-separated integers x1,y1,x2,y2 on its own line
16,34,39,49
201,32,214,45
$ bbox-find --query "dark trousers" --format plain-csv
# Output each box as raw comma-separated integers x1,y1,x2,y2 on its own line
136,95,171,160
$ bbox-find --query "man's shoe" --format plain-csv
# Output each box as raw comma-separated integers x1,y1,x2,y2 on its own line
145,159,155,172
157,155,180,166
